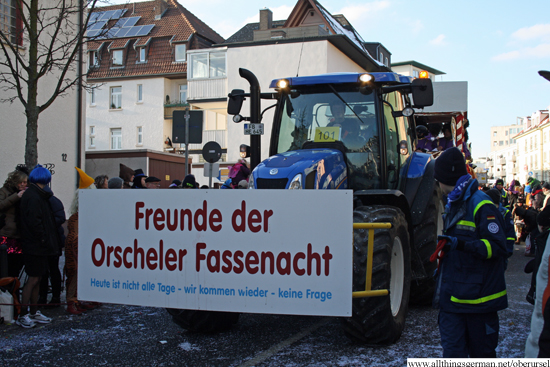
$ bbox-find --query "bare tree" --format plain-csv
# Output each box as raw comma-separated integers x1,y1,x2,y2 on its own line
0,0,106,167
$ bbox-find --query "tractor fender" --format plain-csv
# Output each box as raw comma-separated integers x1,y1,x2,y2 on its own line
353,190,413,240
406,157,438,227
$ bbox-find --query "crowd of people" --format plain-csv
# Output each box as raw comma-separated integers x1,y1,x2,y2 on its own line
0,160,251,328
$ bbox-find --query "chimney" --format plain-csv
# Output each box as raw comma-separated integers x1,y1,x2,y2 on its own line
154,0,168,19
259,8,273,31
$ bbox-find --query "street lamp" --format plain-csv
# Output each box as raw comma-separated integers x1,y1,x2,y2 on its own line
538,70,550,82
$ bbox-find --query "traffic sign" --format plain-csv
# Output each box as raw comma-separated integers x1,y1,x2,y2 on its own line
244,123,264,135
202,141,222,163
528,171,533,177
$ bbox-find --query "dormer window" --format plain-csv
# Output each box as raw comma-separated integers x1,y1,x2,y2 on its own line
175,44,186,62
113,50,123,66
89,51,99,67
139,47,146,62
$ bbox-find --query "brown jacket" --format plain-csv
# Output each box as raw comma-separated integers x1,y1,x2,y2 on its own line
65,212,78,273
0,185,21,238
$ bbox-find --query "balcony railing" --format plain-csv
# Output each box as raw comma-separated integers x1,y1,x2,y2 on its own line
500,158,506,165
188,78,227,101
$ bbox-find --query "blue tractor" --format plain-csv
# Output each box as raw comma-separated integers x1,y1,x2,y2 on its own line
169,69,443,345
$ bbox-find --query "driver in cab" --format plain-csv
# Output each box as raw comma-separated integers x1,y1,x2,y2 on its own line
327,100,360,141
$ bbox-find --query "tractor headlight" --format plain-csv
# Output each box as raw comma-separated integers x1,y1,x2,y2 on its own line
288,174,302,189
359,73,373,83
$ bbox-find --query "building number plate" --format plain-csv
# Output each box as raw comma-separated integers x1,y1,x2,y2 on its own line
244,123,264,135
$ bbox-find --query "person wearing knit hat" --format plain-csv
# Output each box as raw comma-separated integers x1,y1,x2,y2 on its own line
182,174,197,189
108,177,124,189
433,147,468,188
432,147,508,358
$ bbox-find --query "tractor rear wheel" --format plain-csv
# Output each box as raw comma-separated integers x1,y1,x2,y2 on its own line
341,206,411,345
166,309,239,333
409,188,444,306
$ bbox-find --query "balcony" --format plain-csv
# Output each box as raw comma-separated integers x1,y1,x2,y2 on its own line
500,158,506,165
164,102,190,120
487,161,494,167
511,155,517,162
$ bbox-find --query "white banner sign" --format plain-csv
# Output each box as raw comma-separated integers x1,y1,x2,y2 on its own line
78,190,353,316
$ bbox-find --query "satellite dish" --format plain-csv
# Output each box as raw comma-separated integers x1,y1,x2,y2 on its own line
538,70,550,82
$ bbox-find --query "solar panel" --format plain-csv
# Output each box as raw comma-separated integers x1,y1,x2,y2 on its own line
124,26,141,38
99,10,115,21
86,29,101,38
136,24,154,36
89,12,102,23
114,27,131,38
112,9,127,19
87,20,107,31
124,17,141,27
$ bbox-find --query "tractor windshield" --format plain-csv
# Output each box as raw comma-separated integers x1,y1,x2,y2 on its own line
276,88,381,189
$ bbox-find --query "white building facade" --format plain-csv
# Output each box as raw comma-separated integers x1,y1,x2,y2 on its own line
515,109,550,183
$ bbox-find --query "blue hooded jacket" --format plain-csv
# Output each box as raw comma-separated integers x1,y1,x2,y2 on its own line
434,178,508,313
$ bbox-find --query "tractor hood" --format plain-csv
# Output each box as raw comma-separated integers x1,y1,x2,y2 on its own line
251,149,347,190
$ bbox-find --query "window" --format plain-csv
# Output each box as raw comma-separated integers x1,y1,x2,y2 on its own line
112,50,123,66
505,131,508,136
111,128,122,150
89,51,98,67
1,0,19,45
89,126,96,147
139,48,146,62
175,44,186,62
179,84,187,103
506,140,508,145
110,86,122,109
379,52,383,63
493,141,497,146
493,131,497,136
189,52,226,79
209,52,226,78
413,70,419,78
385,57,389,67
90,86,96,106
499,141,503,146
137,84,142,102
137,126,143,145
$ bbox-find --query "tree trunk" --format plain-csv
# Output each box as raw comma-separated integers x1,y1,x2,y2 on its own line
25,108,39,168
24,0,39,169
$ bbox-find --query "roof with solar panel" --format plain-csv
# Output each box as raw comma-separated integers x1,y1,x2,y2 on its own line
86,0,224,80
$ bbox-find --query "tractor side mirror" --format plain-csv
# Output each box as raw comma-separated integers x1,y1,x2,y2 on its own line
228,89,246,115
411,79,433,108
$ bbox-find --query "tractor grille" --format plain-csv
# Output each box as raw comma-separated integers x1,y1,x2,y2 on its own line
256,178,288,189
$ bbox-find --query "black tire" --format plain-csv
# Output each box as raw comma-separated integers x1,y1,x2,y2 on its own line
166,309,240,333
409,188,443,306
341,206,411,345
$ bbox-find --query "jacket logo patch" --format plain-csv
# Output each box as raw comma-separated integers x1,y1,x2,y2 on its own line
487,215,496,220
488,222,499,233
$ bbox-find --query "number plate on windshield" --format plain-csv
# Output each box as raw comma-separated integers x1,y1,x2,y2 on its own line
314,127,341,142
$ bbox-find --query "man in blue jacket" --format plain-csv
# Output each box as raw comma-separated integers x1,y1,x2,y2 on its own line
432,147,508,357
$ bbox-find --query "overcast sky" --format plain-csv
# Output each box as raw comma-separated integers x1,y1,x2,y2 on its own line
110,0,550,159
